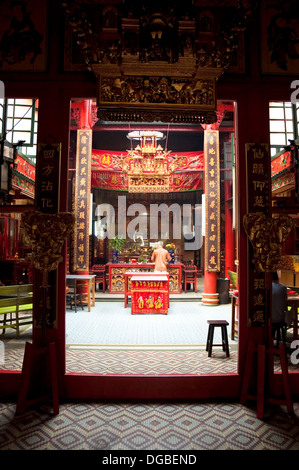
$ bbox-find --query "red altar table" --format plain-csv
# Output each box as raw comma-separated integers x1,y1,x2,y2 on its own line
107,263,182,294
131,275,169,315
124,271,169,308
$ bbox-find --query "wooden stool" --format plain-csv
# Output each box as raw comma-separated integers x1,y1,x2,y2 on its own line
206,320,230,357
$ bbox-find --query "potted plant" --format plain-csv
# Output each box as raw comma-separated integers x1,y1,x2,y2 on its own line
166,243,175,264
166,243,175,251
109,236,126,264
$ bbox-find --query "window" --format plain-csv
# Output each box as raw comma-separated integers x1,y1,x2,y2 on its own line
1,98,39,163
269,101,299,157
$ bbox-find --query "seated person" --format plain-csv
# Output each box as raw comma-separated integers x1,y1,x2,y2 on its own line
272,271,287,325
151,241,171,273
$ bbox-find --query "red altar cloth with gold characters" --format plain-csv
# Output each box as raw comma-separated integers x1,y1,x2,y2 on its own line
131,275,169,315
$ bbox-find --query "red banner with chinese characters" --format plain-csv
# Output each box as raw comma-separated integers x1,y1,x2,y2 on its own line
91,170,128,191
91,150,204,171
91,151,125,170
91,150,204,192
204,130,220,272
170,172,203,191
74,130,92,271
246,143,271,327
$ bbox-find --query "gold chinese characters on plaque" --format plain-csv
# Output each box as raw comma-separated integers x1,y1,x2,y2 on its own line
204,129,220,272
36,143,61,213
74,129,92,271
245,143,271,327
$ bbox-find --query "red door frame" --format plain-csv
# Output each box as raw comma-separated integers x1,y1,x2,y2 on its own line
1,81,299,402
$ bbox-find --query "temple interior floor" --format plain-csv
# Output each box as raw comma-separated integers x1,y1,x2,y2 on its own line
2,277,299,375
64,292,238,375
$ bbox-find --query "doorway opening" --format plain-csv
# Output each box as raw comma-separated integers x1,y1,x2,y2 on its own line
65,98,239,376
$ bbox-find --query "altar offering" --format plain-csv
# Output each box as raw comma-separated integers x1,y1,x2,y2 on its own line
131,275,169,314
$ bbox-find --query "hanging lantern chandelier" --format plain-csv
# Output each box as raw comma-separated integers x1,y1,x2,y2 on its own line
127,130,170,161
120,130,181,193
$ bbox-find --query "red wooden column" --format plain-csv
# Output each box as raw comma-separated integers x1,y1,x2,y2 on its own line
73,100,93,282
201,104,231,305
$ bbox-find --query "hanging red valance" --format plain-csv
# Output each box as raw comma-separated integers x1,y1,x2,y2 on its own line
91,150,204,192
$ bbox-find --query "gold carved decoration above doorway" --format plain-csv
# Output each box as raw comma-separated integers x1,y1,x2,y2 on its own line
62,1,255,123
96,73,217,124
243,213,293,272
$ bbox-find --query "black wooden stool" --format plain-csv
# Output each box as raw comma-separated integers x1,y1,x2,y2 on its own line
206,320,230,357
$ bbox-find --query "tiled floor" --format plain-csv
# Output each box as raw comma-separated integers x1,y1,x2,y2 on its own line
2,289,299,375
1,292,239,374
66,299,233,345
1,399,299,450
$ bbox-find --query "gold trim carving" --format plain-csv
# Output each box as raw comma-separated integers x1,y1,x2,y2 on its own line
97,107,217,124
99,75,216,108
109,265,181,292
62,1,254,123
22,211,75,272
128,175,169,193
243,213,293,272
97,74,218,123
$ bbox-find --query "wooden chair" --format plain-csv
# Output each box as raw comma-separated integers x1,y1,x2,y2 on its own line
228,270,238,340
66,279,84,312
92,265,106,292
0,284,33,338
183,265,197,292
227,270,237,290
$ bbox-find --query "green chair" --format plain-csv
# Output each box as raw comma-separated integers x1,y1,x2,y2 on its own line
227,270,237,290
227,271,238,340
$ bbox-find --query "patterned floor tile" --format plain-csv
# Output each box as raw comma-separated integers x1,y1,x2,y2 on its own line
1,400,299,450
